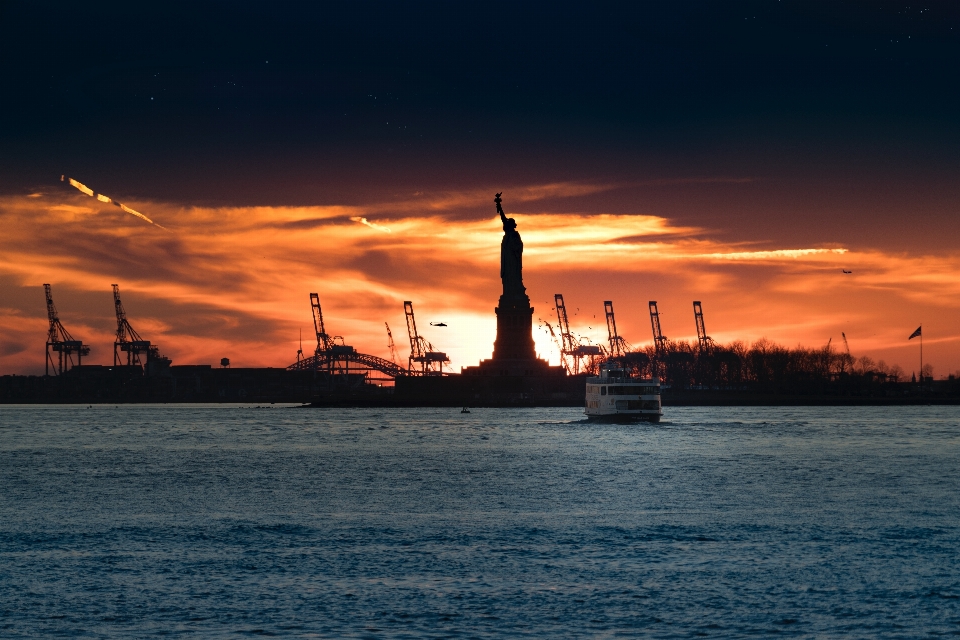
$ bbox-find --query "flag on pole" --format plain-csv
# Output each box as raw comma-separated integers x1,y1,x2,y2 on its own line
908,326,922,340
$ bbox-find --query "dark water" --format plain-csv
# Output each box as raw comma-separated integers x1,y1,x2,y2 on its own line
2,405,959,638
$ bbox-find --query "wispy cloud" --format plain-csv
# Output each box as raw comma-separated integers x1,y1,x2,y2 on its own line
63,176,167,229
693,248,848,260
350,216,392,233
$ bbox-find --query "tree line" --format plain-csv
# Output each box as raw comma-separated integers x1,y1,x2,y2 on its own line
607,338,920,394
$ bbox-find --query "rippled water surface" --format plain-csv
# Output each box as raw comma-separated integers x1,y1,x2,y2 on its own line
2,404,960,637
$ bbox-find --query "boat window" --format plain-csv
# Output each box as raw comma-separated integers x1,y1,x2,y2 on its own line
600,386,606,396
605,385,660,395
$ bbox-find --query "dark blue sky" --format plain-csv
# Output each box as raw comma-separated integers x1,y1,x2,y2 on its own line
2,1,958,248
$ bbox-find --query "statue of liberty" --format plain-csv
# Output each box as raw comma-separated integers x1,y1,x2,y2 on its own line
495,193,526,299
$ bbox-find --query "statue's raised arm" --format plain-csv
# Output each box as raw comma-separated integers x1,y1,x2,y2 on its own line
496,192,516,231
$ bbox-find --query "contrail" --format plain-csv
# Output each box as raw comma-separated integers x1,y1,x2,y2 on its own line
350,216,391,233
62,175,167,230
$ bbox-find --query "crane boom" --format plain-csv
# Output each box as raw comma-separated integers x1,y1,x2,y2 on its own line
385,322,401,364
693,301,709,354
554,294,576,374
310,293,332,352
554,294,574,354
44,284,59,330
404,301,423,363
604,300,621,358
649,301,667,354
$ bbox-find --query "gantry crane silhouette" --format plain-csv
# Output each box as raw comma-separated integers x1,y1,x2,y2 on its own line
43,284,90,375
693,301,711,354
403,301,448,375
112,284,161,367
604,300,633,358
552,293,602,374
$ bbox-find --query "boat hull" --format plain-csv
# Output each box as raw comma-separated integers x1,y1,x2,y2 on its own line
586,412,661,423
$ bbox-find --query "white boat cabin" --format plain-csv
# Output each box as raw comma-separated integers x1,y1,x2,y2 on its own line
585,365,662,422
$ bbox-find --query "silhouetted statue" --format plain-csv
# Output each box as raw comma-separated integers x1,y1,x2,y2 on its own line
496,193,526,298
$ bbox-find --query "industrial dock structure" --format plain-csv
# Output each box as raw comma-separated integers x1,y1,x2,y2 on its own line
3,194,585,405
3,194,957,405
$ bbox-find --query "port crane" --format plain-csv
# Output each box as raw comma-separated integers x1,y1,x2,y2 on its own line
552,294,602,374
604,300,632,358
112,284,160,367
649,301,667,355
43,284,90,375
310,292,335,353
385,322,401,364
555,294,576,363
287,293,405,380
404,301,449,375
306,291,356,376
693,301,711,354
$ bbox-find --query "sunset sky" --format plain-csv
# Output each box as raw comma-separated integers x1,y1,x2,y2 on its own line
1,2,958,377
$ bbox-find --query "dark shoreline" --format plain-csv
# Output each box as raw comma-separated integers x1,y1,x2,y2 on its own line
3,366,957,406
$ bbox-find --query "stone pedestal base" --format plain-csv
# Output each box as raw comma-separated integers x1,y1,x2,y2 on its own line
462,357,565,378
492,295,536,361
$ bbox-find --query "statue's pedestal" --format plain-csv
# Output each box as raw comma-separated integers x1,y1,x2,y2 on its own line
462,357,564,378
462,293,565,378
492,294,536,361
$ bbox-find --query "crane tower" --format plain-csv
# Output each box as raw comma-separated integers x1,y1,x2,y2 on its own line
554,294,575,360
649,301,667,354
112,284,157,367
385,322,401,364
307,292,356,374
693,301,710,354
553,293,602,374
310,292,335,353
604,300,631,358
43,284,90,375
404,301,448,375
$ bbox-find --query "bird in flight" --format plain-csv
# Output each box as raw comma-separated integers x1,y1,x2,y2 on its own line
842,269,852,274
430,322,447,327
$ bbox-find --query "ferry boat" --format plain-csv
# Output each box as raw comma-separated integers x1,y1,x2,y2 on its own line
585,363,662,422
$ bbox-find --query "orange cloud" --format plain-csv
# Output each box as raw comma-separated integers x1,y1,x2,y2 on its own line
1,183,958,379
